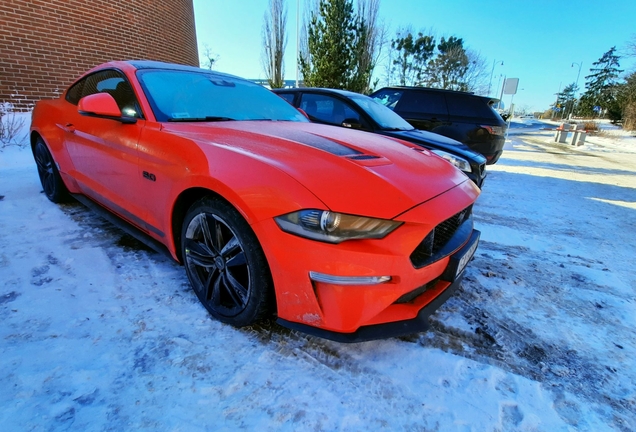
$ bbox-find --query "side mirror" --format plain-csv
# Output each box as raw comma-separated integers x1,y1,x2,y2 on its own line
342,118,363,129
78,93,137,124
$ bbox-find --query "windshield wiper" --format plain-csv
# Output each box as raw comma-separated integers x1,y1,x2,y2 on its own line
168,116,235,122
382,127,413,131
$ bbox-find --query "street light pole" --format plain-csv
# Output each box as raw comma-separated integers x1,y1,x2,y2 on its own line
498,75,506,109
488,60,503,96
570,61,582,118
553,82,562,120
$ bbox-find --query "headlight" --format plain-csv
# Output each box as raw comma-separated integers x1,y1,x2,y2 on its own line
275,209,402,243
431,150,472,173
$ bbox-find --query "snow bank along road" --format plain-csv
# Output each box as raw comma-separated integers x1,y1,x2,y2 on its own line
1,123,635,431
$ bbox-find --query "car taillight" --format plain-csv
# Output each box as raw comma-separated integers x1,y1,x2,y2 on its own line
481,125,505,136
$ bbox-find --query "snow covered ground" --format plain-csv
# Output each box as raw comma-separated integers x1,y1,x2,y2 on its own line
1,120,635,431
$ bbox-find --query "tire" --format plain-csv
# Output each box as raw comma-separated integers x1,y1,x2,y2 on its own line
180,197,274,327
33,137,70,203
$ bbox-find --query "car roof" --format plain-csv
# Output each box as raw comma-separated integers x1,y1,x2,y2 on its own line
80,60,241,81
378,86,475,95
376,86,499,103
273,87,365,98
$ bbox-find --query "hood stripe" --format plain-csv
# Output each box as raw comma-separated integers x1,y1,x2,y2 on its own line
272,129,362,156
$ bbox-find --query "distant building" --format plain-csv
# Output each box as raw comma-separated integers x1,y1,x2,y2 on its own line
251,79,304,89
0,0,198,110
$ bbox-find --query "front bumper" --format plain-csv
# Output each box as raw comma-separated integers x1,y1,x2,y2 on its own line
251,179,480,339
278,229,480,342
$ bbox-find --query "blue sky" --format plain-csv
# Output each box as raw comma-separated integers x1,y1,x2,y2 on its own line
193,0,636,111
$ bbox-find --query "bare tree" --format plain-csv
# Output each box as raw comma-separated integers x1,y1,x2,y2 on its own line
262,0,288,88
200,44,219,70
463,49,490,95
356,0,384,92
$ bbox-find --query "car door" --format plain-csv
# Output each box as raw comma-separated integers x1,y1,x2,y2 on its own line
62,70,148,229
298,93,370,130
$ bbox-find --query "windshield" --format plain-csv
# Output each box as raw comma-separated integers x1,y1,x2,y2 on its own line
137,70,308,123
351,95,414,131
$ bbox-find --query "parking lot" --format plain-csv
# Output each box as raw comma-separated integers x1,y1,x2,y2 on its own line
1,121,635,431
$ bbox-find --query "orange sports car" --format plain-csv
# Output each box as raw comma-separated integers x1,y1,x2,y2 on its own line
30,61,480,342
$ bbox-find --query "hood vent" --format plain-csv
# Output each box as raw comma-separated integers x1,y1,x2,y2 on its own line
347,154,380,160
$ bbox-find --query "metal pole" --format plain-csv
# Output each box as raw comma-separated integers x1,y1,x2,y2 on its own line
570,61,582,118
488,60,502,96
498,75,506,109
553,82,562,120
488,60,496,96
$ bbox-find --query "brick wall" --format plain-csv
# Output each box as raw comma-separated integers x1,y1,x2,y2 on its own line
0,0,198,110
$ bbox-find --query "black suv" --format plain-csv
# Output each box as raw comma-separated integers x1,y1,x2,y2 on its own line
273,87,487,188
370,87,507,164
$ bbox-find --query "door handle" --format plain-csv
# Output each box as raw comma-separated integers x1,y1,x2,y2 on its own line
59,123,75,133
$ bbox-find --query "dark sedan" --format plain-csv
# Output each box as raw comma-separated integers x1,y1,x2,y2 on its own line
274,88,487,188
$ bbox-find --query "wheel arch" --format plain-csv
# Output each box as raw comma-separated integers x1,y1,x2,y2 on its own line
171,187,226,263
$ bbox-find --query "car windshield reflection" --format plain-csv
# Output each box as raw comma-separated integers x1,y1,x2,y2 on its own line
350,95,414,131
137,70,308,123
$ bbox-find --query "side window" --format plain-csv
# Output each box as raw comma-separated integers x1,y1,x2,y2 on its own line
371,89,404,110
67,70,142,118
445,94,493,118
276,92,295,105
396,91,448,117
300,93,362,125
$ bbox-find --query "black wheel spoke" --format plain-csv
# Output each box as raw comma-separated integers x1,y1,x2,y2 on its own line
211,274,222,305
224,270,248,306
184,238,217,268
200,214,220,254
204,268,219,300
220,236,240,258
44,174,55,195
225,251,246,268
211,216,224,252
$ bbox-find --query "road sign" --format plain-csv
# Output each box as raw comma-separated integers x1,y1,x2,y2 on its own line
503,78,519,95
593,105,601,112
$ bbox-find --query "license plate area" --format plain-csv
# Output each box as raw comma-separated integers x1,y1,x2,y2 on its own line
440,230,480,282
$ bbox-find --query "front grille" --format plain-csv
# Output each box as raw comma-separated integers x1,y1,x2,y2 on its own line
410,205,472,268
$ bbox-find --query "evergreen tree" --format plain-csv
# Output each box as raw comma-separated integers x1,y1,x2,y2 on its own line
555,82,578,118
299,0,370,92
390,30,435,86
578,47,623,117
422,36,469,90
617,73,636,130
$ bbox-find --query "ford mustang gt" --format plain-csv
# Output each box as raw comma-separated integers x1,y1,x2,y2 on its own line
30,61,480,342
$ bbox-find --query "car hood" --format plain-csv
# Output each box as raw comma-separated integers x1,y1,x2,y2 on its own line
163,121,474,219
385,129,486,163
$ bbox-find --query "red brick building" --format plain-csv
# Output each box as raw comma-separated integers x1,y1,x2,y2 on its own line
0,0,198,110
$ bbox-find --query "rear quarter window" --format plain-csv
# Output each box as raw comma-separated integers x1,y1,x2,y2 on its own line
276,92,295,105
445,94,497,119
